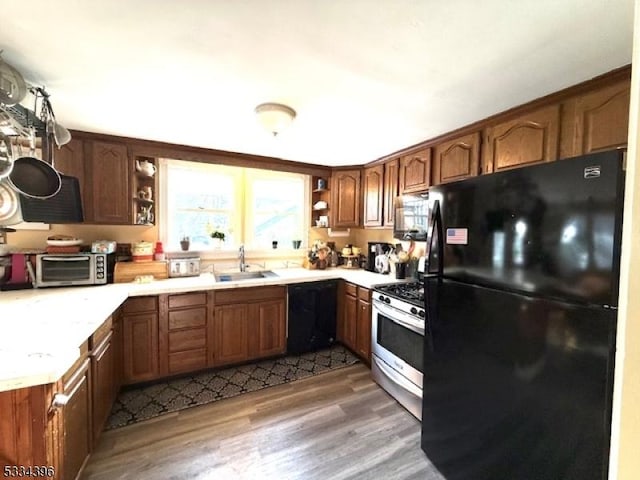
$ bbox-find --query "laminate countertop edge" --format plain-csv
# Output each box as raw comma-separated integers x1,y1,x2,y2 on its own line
0,268,407,392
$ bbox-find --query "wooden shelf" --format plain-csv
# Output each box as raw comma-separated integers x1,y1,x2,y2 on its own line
312,188,329,193
133,198,154,204
134,171,155,180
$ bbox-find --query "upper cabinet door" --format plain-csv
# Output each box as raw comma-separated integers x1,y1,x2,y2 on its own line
483,105,560,174
565,80,630,157
362,164,384,227
383,159,399,227
399,148,431,193
432,132,481,185
332,169,361,227
87,141,131,224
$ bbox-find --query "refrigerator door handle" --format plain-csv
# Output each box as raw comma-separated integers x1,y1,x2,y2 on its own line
427,200,443,275
423,275,438,353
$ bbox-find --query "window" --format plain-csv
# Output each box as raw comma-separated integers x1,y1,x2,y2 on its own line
160,159,309,252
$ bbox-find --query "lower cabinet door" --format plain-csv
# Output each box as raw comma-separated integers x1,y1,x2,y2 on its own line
91,332,114,446
214,304,249,366
122,312,159,384
250,299,286,358
63,358,92,480
343,294,358,352
356,299,372,363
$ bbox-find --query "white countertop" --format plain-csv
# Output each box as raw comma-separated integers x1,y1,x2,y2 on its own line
0,267,405,392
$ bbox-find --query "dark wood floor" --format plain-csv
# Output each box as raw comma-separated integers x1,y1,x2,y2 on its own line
83,363,444,480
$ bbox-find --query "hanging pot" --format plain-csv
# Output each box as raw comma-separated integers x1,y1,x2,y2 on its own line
0,55,27,106
0,181,23,225
0,133,13,180
7,128,61,199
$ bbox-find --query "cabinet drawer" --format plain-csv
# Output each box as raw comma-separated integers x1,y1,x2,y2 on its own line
90,315,113,350
357,287,370,301
345,282,358,297
168,328,206,353
122,296,157,314
168,349,207,374
168,307,207,330
168,292,208,309
215,286,285,304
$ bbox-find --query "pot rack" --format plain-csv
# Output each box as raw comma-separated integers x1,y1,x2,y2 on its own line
0,86,51,138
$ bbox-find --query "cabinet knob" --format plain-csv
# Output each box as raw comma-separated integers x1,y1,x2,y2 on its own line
51,393,70,409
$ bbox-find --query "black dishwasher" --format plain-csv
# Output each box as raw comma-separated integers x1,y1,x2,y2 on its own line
287,280,337,354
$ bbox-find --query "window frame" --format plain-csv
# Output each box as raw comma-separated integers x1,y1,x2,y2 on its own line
159,158,310,258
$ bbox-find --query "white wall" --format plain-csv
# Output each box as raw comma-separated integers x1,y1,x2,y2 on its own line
608,1,640,478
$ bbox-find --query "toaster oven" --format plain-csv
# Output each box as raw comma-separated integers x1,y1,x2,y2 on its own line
35,253,115,287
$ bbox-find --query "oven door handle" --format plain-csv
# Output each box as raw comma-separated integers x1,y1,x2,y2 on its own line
373,355,422,398
41,256,88,262
373,302,424,335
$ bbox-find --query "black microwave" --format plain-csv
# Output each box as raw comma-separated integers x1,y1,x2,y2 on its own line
393,192,429,241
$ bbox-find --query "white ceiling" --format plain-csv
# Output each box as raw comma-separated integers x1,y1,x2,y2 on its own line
0,0,634,166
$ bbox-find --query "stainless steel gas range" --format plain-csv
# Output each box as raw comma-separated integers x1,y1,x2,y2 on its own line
371,281,425,420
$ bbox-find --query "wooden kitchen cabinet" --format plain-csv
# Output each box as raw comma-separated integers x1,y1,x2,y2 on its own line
112,308,123,394
362,164,384,227
213,286,286,367
341,291,358,350
432,132,481,185
383,158,399,227
62,353,92,480
0,382,61,479
53,138,88,211
331,169,361,227
250,299,287,358
561,79,630,157
90,331,115,446
311,175,331,228
213,304,249,365
363,159,401,228
339,282,371,364
159,292,211,375
121,297,159,384
483,104,560,174
132,154,158,226
399,148,431,193
85,140,131,224
356,289,372,363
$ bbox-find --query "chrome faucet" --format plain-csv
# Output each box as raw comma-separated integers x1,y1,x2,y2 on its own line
239,244,246,272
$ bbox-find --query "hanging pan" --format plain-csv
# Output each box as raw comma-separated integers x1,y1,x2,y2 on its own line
0,133,13,180
7,127,61,199
0,53,27,106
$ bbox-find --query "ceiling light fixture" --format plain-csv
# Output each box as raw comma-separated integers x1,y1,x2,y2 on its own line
255,102,296,136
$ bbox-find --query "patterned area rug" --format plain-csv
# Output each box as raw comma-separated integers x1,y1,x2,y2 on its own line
106,344,358,429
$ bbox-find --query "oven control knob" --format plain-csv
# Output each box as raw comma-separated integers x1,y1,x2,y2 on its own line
378,295,385,302
418,310,425,318
384,297,390,304
410,307,417,315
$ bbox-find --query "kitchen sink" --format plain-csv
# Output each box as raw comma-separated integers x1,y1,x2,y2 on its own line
213,270,279,282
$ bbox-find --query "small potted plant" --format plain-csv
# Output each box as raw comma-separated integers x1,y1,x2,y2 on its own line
180,235,190,251
210,229,226,249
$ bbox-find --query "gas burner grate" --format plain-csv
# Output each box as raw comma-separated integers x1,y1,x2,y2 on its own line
374,281,425,306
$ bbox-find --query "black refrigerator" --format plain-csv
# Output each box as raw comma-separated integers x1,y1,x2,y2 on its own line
421,150,625,480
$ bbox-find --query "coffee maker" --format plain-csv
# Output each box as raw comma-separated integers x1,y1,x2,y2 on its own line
366,242,395,273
